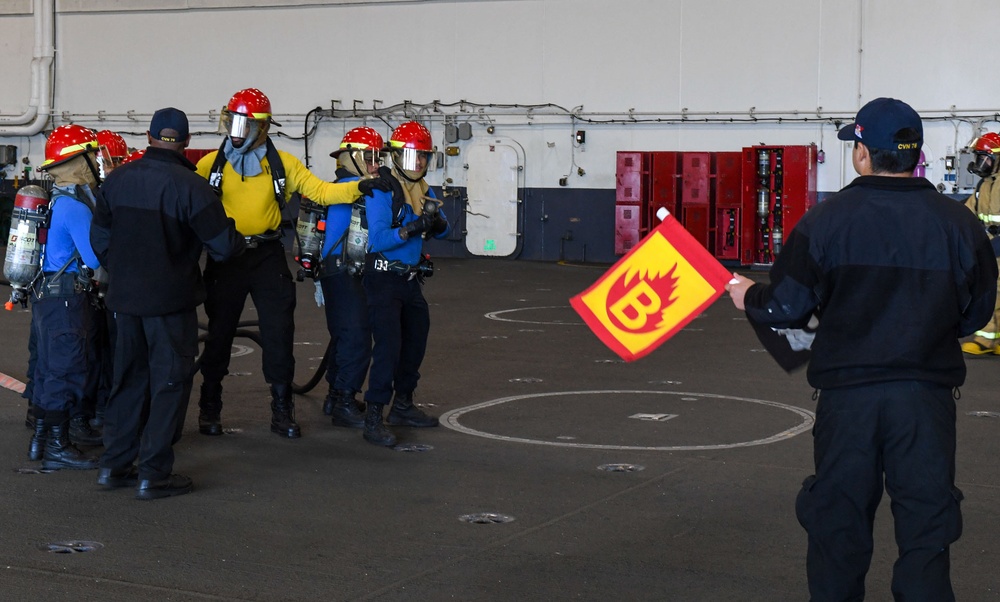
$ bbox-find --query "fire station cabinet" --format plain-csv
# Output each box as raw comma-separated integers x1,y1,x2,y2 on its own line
615,145,817,266
739,144,817,266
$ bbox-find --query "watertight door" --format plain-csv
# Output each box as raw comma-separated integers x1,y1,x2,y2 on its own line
464,141,522,257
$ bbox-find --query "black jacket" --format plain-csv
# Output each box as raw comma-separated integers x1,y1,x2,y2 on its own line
91,146,244,316
745,175,998,389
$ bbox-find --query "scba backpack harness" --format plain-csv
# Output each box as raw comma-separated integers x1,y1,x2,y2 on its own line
5,186,102,306
207,138,291,248
300,181,406,279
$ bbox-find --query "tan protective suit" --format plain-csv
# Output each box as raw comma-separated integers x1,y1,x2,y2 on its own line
963,173,1000,353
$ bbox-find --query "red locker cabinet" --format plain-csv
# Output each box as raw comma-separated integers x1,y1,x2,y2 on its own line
680,152,711,250
740,144,817,266
712,151,743,261
615,151,650,255
616,152,649,204
681,152,711,205
615,203,642,255
648,152,680,230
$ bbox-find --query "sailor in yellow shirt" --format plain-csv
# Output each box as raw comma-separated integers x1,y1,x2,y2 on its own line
195,88,392,439
962,132,1000,356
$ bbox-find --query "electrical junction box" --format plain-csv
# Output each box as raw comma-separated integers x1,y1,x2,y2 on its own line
0,145,17,167
955,149,977,191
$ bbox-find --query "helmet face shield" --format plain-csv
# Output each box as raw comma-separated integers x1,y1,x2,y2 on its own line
95,146,115,179
354,150,382,171
393,148,432,174
220,110,262,143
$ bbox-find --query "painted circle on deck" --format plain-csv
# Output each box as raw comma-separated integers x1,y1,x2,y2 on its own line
231,344,254,358
440,389,814,451
484,305,582,325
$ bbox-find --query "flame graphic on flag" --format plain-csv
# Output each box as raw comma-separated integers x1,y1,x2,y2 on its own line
606,263,680,333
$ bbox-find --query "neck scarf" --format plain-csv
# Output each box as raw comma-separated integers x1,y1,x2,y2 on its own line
224,135,266,178
392,166,430,214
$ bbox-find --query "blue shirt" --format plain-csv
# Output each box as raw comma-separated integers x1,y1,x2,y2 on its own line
366,187,448,265
43,185,100,273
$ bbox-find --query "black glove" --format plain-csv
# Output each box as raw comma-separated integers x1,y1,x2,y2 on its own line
358,173,394,196
426,215,448,238
400,214,435,239
375,166,406,207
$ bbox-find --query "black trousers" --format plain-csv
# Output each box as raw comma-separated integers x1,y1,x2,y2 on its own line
31,292,89,414
362,271,429,405
320,269,371,393
101,310,198,481
796,381,961,602
200,241,296,387
23,312,37,405
82,304,115,419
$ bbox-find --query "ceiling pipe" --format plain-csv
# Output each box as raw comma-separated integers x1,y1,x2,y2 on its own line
0,0,54,136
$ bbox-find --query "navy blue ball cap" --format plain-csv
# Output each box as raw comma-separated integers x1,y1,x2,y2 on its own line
837,97,923,151
149,107,189,143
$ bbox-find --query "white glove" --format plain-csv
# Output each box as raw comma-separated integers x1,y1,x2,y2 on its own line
773,314,819,352
314,280,325,307
774,328,816,351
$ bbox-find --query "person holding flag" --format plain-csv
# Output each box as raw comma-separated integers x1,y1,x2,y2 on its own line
726,98,997,601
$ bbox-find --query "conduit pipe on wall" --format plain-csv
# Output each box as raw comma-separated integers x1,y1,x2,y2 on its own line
0,0,54,136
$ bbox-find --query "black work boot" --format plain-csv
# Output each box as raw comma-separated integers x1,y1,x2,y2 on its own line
25,403,36,430
270,384,301,439
198,381,224,436
363,402,397,447
42,415,99,471
330,390,365,429
28,416,47,461
322,390,336,416
69,415,104,446
91,402,106,429
387,392,439,427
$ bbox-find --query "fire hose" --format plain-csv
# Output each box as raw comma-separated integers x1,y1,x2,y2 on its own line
194,319,331,395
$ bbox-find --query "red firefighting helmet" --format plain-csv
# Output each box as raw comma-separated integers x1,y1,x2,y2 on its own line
122,149,145,164
968,132,1000,177
330,127,384,157
221,87,281,139
389,121,434,175
40,124,100,169
390,121,433,152
96,130,128,162
972,132,1000,153
331,127,385,176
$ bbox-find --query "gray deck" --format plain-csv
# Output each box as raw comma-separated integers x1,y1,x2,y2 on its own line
1,256,998,601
